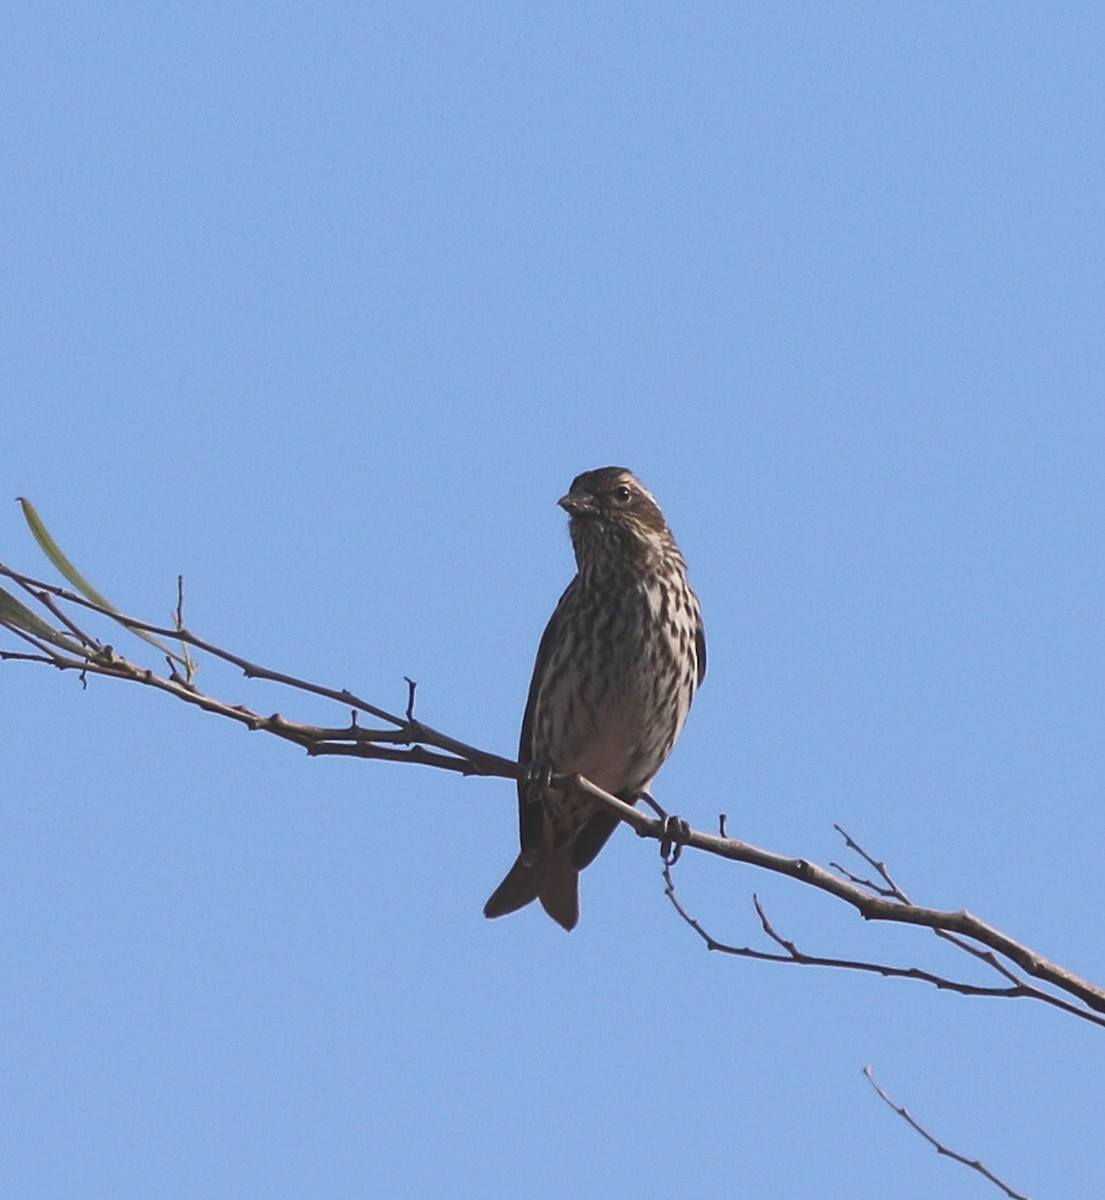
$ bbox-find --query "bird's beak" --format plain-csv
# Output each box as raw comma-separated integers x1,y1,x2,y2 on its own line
558,490,598,517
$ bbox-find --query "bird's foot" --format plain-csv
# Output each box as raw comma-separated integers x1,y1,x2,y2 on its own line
519,762,554,866
521,762,554,807
627,792,691,865
658,814,692,865
630,790,666,819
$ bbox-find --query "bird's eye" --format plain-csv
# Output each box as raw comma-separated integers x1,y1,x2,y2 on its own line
613,484,633,504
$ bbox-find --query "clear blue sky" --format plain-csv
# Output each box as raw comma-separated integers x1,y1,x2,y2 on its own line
3,5,1103,1197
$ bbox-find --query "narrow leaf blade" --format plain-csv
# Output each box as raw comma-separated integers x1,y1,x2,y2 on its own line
17,498,187,667
0,584,88,656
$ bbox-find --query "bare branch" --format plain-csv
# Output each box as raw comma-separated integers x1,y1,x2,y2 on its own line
659,859,1105,1028
3,558,1104,1028
833,826,1027,989
864,1067,1031,1200
554,773,1105,1017
835,823,907,897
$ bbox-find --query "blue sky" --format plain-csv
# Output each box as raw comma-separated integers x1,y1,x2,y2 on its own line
3,4,1104,1197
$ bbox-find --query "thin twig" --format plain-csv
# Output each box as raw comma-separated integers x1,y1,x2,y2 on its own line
28,587,101,650
864,1067,1031,1200
658,861,1105,1028
834,827,1026,988
835,823,908,898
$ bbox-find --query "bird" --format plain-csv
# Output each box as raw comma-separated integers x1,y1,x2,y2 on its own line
483,466,706,930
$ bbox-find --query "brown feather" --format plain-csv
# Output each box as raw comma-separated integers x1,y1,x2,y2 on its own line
484,468,705,930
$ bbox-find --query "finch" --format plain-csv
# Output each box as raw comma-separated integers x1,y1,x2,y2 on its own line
484,467,706,930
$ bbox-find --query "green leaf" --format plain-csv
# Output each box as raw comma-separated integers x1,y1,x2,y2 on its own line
17,497,189,668
0,584,88,656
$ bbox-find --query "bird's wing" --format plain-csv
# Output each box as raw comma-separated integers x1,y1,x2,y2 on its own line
516,577,577,860
695,606,707,688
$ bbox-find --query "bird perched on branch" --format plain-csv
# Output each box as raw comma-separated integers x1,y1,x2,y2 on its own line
484,467,706,930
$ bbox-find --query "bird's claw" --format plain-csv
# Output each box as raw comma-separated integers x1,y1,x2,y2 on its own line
624,792,691,862
522,762,554,807
658,814,692,865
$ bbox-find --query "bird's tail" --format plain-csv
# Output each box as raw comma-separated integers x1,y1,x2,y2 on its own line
483,849,579,931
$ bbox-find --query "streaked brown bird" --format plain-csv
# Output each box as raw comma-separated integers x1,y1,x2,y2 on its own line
484,467,706,931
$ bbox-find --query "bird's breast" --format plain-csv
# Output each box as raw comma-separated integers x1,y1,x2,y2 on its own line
531,572,699,795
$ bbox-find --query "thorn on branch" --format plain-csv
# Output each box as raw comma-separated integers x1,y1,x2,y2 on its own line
404,676,417,723
719,813,728,838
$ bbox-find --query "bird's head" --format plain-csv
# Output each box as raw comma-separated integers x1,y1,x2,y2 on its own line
559,467,675,572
